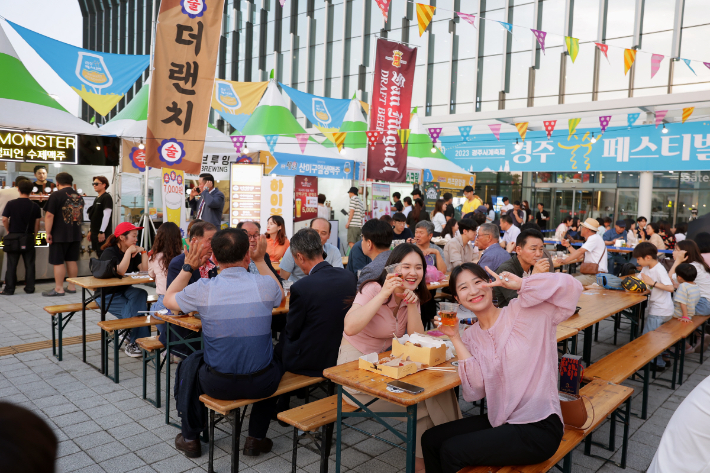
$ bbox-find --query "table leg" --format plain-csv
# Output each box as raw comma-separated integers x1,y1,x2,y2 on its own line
405,404,417,473
621,398,630,469
583,326,593,367
335,385,343,473
81,288,86,363
642,363,650,420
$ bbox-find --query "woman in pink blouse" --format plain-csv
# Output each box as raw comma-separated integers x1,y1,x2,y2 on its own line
338,244,462,472
422,263,583,473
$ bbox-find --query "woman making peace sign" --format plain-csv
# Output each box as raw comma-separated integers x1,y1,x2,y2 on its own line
421,264,584,473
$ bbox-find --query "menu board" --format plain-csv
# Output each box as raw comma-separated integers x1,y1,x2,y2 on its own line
229,163,264,227
294,175,318,222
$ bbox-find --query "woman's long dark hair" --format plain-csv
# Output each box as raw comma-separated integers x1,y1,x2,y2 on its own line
358,243,432,304
100,232,126,251
411,198,425,222
432,199,445,217
448,262,490,299
676,240,710,274
267,215,287,245
441,218,458,239
149,222,183,274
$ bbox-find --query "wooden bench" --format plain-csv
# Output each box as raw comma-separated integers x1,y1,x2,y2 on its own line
44,294,158,361
582,330,679,419
97,316,164,384
277,395,357,473
200,372,325,473
458,379,634,473
135,336,165,408
655,315,710,378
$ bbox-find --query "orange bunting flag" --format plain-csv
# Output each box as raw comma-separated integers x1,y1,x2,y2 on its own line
416,3,436,37
682,107,695,124
515,122,529,141
333,132,347,151
624,49,637,75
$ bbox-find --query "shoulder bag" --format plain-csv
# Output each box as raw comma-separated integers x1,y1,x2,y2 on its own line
89,257,122,279
580,243,607,275
559,392,594,430
2,221,32,254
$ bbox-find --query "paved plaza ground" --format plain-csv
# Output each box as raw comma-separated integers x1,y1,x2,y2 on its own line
1,280,706,473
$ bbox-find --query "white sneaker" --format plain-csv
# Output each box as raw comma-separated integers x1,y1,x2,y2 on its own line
125,343,142,358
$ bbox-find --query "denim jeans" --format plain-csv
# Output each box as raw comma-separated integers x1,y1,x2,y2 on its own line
644,313,672,367
696,297,710,316
96,286,150,343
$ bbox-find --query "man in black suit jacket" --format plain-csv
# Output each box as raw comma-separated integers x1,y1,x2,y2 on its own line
274,227,356,381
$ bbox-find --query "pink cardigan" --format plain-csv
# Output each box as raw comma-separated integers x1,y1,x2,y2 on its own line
458,273,583,427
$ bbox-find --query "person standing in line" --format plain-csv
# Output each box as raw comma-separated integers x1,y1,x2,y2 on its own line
86,175,113,258
1,179,41,295
402,196,413,217
190,173,225,228
521,201,533,223
510,201,525,227
43,172,84,297
346,186,365,249
500,197,513,216
535,203,549,230
431,199,448,237
316,194,330,220
560,218,608,287
392,192,401,206
442,193,455,221
0,176,25,289
32,165,53,209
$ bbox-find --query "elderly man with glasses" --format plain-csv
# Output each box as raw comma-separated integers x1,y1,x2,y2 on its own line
236,221,283,280
475,223,511,273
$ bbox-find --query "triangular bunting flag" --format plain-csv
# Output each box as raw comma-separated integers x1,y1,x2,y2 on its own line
333,132,347,151
265,135,279,153
279,0,285,6
543,120,557,139
458,126,472,141
565,37,579,63
488,124,501,141
568,118,581,137
397,129,411,148
416,4,436,37
498,21,513,34
411,106,418,118
599,116,611,134
457,12,476,27
515,122,528,141
428,127,442,144
624,49,636,75
704,62,710,71
531,29,547,54
627,113,640,127
374,0,391,20
595,43,610,63
295,133,309,153
655,110,668,128
366,131,380,150
651,54,664,79
682,107,695,124
683,58,696,75
230,135,246,154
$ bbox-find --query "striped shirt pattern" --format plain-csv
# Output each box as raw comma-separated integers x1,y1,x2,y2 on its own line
674,282,701,319
349,195,365,228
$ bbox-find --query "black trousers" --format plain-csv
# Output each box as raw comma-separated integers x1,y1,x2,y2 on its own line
91,233,104,258
421,413,563,473
4,245,36,294
182,360,284,440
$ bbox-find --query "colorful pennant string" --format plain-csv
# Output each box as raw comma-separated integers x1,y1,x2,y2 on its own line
682,107,695,124
650,54,664,79
627,113,640,127
498,21,513,34
458,125,472,141
599,116,611,134
683,58,696,75
416,4,436,37
264,135,279,154
488,124,501,141
531,29,546,54
543,120,557,139
374,0,391,20
428,127,442,144
397,129,411,148
457,12,476,27
295,133,309,154
565,37,579,63
366,131,380,150
515,122,529,141
705,62,710,71
568,118,581,137
655,110,668,128
230,135,246,154
624,49,636,75
333,132,347,151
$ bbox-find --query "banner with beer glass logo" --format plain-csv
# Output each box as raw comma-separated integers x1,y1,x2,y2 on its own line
162,168,189,236
367,38,417,183
146,0,225,174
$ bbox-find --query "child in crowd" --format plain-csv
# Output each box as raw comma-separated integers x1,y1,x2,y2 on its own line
633,242,675,370
674,263,702,353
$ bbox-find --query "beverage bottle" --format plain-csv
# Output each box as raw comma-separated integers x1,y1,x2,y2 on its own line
459,318,477,325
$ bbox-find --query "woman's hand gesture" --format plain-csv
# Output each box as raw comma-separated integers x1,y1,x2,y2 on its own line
673,249,688,263
482,266,523,291
381,273,403,298
434,316,460,339
395,288,419,305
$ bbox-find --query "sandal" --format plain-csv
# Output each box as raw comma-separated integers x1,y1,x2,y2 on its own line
65,288,77,294
42,289,66,297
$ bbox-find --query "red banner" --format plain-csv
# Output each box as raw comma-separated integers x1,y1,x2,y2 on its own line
367,39,417,183
294,175,318,222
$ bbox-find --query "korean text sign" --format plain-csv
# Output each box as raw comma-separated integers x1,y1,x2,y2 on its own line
146,0,225,174
294,175,318,222
260,175,294,239
268,153,354,179
367,38,417,182
0,129,77,164
441,122,710,172
229,163,263,227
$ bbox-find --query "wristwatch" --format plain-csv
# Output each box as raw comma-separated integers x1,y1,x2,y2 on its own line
182,263,193,273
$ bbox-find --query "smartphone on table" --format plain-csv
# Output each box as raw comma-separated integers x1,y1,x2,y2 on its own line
387,380,425,394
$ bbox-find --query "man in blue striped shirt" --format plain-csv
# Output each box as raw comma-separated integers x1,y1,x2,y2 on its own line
165,228,284,458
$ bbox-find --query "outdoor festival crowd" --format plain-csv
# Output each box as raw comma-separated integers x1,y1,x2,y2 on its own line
4,175,710,473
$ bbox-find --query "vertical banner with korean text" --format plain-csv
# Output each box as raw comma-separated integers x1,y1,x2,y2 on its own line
294,175,318,222
367,38,417,182
260,175,295,239
161,168,189,236
146,0,225,174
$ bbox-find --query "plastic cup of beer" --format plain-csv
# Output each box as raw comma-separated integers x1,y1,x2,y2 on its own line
438,302,458,327
385,264,401,278
283,280,293,297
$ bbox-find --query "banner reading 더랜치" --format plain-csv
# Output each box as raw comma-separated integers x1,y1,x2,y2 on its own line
367,39,417,183
145,0,225,174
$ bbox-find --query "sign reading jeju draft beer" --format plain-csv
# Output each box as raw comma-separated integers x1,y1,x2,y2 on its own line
294,175,318,222
0,129,78,164
229,163,263,227
367,39,417,183
145,0,226,174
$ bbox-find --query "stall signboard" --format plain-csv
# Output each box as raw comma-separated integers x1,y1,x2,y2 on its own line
260,175,295,239
200,154,235,180
265,152,354,180
0,231,47,249
161,168,188,236
294,175,318,222
422,169,475,190
229,163,263,227
423,182,440,212
371,183,391,219
0,129,78,164
406,168,422,185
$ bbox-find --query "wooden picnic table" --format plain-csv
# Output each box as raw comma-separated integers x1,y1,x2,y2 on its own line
426,279,449,291
561,288,648,366
324,351,460,473
66,275,153,374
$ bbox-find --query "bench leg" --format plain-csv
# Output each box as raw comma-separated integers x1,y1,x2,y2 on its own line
156,350,163,409
291,426,298,473
671,341,680,390
208,409,215,473
322,423,334,473
594,322,599,342
642,363,650,420
232,407,241,473
142,349,148,400
113,330,120,384
52,314,58,358
701,321,707,364
679,339,686,386
335,386,343,473
621,398,630,469
613,313,620,346
561,452,572,473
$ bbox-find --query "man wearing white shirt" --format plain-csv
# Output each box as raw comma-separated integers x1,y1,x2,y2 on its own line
500,197,514,216
402,196,413,217
280,218,342,282
499,214,521,252
560,218,608,286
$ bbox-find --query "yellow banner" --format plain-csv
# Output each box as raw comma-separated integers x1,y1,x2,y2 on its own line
211,80,268,130
427,170,475,189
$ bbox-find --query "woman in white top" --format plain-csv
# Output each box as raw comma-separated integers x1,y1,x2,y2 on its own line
555,216,572,240
626,220,638,246
675,222,687,243
431,199,448,236
668,240,710,316
484,202,495,224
